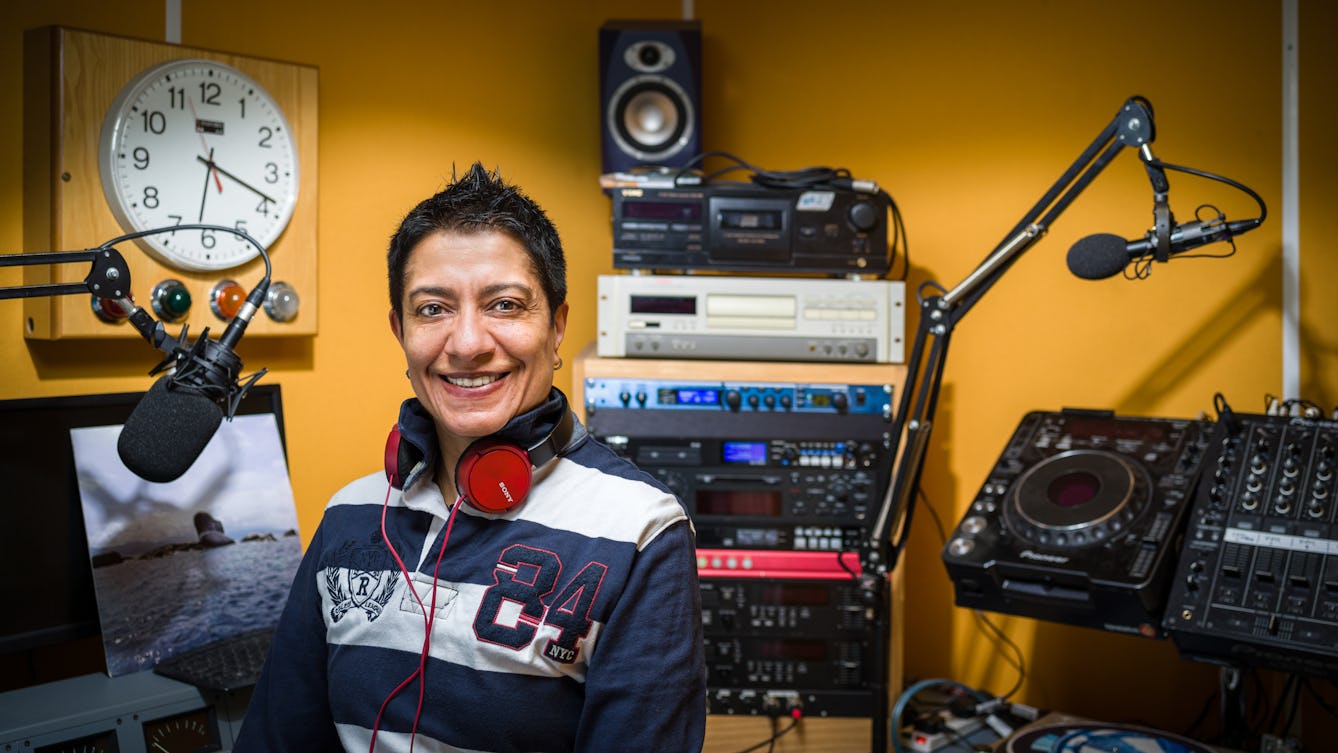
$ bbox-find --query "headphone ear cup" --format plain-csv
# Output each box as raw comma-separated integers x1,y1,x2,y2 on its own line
385,426,405,490
456,439,533,514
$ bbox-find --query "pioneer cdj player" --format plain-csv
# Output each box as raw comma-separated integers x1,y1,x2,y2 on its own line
942,409,1213,637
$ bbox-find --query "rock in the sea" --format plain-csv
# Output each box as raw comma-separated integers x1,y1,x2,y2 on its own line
194,511,235,547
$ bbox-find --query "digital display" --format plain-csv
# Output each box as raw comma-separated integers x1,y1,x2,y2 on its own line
623,200,703,222
723,441,768,464
696,490,782,516
630,295,697,315
660,387,720,406
760,583,831,606
1063,416,1171,443
806,392,833,408
735,528,781,547
757,639,828,661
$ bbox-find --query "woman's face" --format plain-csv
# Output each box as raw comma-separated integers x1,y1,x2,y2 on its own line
390,229,566,452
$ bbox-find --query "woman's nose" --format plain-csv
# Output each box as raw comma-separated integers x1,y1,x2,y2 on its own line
445,308,495,359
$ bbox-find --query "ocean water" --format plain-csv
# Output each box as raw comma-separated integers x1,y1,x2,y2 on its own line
93,536,303,676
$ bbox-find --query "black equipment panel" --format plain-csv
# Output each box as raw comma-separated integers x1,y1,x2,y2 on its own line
1162,412,1338,677
611,182,890,276
586,377,894,551
584,376,895,721
942,409,1212,638
701,576,880,718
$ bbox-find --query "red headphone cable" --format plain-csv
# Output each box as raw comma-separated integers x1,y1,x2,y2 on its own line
369,482,463,753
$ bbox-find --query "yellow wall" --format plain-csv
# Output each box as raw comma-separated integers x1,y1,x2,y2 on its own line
2,0,1335,745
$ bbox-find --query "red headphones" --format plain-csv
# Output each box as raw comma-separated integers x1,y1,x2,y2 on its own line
384,409,575,514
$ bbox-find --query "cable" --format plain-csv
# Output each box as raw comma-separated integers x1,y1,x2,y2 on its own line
891,678,990,753
725,712,801,753
914,486,1027,703
1121,158,1266,280
1303,677,1338,721
970,611,1026,701
369,482,464,753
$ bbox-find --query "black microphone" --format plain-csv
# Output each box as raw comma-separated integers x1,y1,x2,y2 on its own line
117,282,269,482
1066,217,1259,280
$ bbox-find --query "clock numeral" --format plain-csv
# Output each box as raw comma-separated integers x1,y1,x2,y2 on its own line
235,219,249,235
168,86,187,110
258,126,274,149
264,162,280,184
142,186,160,209
255,197,272,216
239,98,247,118
141,110,167,135
132,147,150,170
198,81,222,106
201,229,217,249
167,214,184,229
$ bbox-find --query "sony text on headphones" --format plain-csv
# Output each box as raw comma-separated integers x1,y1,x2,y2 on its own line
384,409,575,513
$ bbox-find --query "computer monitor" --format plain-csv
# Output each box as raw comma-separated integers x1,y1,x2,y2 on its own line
0,385,285,682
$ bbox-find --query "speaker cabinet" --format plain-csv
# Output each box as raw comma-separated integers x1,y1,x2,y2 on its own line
598,19,702,175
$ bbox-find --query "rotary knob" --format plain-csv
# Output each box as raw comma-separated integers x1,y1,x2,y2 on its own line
847,200,879,232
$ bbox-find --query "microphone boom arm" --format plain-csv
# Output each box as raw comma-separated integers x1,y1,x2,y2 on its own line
863,96,1158,576
0,247,134,301
1,224,273,417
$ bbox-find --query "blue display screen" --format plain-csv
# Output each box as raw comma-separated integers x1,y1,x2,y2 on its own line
663,388,720,406
723,441,768,464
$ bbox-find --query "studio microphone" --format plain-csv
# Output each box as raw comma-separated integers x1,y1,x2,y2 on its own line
116,281,270,482
117,281,269,482
115,234,270,483
1066,216,1260,280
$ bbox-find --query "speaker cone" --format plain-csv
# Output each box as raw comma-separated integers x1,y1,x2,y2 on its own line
608,75,693,163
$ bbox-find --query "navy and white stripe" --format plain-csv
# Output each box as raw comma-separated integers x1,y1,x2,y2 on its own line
237,390,706,753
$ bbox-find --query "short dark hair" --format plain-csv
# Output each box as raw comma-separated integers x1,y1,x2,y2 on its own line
387,162,567,319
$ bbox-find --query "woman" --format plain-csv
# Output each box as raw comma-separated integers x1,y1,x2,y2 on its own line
238,164,706,752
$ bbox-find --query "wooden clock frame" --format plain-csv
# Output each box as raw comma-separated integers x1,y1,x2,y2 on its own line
22,26,319,339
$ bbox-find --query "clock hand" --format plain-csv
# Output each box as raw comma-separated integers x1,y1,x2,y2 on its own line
187,97,223,193
197,148,216,222
195,155,277,205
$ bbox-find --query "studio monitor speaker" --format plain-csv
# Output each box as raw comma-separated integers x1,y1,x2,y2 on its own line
598,19,702,175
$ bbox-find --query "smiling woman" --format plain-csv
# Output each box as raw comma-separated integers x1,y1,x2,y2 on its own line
391,230,565,467
236,163,708,753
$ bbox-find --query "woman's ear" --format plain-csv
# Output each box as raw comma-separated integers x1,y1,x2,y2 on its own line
552,301,569,349
389,307,403,344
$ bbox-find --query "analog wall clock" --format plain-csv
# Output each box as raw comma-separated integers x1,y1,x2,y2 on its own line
98,58,300,272
22,27,318,339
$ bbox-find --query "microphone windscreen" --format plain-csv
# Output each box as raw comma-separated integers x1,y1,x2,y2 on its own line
117,377,224,483
1066,233,1130,280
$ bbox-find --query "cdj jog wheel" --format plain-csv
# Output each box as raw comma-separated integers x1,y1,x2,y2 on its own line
1002,449,1151,548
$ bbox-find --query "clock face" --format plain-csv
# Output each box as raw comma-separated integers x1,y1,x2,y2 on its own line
98,58,300,272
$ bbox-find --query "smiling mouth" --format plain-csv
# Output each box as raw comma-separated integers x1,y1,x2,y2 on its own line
444,373,503,388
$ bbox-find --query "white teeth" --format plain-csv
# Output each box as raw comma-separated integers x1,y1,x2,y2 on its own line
446,374,500,388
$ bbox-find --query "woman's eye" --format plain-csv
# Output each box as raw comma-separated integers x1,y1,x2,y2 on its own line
418,303,444,316
494,299,520,313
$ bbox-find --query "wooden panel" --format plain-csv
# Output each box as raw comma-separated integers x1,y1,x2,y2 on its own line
21,26,318,339
572,342,906,752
